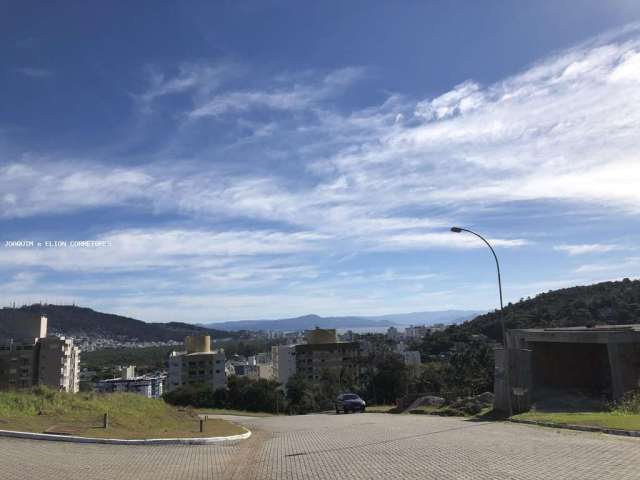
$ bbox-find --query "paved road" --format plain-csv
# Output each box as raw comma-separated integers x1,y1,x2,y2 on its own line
1,413,638,479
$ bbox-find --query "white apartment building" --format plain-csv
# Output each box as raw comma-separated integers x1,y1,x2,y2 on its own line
0,316,80,393
271,344,297,384
167,335,226,392
96,374,165,399
38,336,81,393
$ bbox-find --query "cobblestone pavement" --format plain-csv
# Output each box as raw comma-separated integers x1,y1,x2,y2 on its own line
1,413,639,479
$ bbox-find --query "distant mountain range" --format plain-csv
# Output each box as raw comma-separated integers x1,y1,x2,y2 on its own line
0,304,235,342
0,304,482,341
364,310,482,326
202,310,482,332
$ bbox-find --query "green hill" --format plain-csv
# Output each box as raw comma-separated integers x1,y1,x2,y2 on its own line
460,278,640,340
0,304,236,342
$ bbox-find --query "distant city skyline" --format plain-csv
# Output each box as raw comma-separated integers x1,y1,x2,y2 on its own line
1,2,640,322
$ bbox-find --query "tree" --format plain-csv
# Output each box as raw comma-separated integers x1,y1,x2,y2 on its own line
415,362,447,395
442,339,493,399
371,355,409,404
164,377,283,413
286,374,322,414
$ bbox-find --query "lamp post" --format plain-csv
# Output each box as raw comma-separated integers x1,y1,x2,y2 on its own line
450,226,512,416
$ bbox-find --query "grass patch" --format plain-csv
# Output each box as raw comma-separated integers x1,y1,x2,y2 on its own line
409,405,494,417
365,405,396,413
0,387,244,439
408,405,442,414
513,410,640,431
196,408,274,417
513,389,640,431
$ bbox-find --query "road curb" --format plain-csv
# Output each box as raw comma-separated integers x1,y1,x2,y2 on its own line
508,418,640,438
0,427,251,445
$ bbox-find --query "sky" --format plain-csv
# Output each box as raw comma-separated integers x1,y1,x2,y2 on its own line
1,1,640,323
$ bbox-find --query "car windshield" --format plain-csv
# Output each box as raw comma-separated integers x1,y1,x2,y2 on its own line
343,394,359,400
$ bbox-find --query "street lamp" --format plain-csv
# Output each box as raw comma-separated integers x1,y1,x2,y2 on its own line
451,226,512,416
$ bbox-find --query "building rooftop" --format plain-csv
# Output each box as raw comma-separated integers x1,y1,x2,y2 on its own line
98,374,164,384
508,324,640,345
511,324,640,333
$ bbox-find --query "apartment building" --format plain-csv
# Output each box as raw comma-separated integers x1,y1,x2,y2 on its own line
96,366,165,399
0,342,37,390
295,343,360,382
167,335,226,392
0,315,80,393
272,328,361,385
272,344,297,384
38,336,81,393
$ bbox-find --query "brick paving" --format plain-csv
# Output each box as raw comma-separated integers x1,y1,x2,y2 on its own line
1,413,638,479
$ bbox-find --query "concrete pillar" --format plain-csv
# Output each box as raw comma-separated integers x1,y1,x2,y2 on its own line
494,347,532,413
493,348,509,412
607,342,640,400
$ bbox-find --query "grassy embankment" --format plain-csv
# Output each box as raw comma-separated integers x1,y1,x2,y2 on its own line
196,408,274,417
0,387,244,439
512,390,640,431
512,411,640,431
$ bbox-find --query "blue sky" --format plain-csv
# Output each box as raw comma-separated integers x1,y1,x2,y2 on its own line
2,1,640,323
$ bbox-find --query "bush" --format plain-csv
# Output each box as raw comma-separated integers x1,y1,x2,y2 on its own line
615,389,640,414
163,384,224,409
163,377,284,413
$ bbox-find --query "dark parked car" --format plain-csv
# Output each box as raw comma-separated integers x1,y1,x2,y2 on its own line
335,393,366,414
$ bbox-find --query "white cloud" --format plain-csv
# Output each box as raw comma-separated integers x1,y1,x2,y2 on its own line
12,17,639,256
310,26,640,218
368,232,528,251
136,62,239,105
414,81,486,120
8,24,640,317
188,67,366,118
0,162,152,218
0,228,327,272
574,256,640,274
554,243,625,255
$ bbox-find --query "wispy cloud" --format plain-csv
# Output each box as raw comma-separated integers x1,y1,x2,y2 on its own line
554,243,626,255
574,256,640,274
0,228,327,272
13,67,52,78
188,67,366,118
4,24,640,318
0,162,152,219
10,20,640,247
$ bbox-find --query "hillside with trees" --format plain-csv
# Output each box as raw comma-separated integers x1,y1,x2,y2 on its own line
0,304,236,341
459,278,640,341
409,279,640,403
